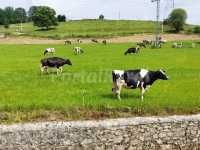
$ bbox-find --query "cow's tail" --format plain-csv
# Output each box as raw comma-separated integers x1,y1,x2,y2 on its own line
112,71,117,83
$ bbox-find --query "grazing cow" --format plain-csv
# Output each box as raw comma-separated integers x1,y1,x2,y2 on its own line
74,47,84,55
77,39,82,43
191,43,196,48
143,40,152,45
172,42,183,48
40,57,72,74
136,42,146,48
44,48,55,56
102,40,107,45
112,69,169,100
65,40,72,45
91,39,98,43
124,47,140,55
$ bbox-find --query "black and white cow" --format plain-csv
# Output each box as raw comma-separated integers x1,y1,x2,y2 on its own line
65,40,72,45
40,57,72,74
91,39,98,43
112,69,169,100
124,47,140,55
77,39,82,43
74,47,84,55
102,40,107,45
44,48,55,56
143,40,152,45
136,42,146,48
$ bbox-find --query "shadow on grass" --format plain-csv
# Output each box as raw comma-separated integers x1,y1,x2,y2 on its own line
35,27,56,31
100,93,140,100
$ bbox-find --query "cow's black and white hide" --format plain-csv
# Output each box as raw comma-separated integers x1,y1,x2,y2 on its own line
102,40,107,45
77,39,82,43
112,69,169,100
40,57,72,74
65,40,72,45
172,42,183,48
44,48,55,56
143,40,152,45
136,42,146,48
124,47,140,55
74,47,84,55
91,39,98,43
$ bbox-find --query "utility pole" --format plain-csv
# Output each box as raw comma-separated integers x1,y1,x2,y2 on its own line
172,0,175,8
152,0,161,48
118,11,121,20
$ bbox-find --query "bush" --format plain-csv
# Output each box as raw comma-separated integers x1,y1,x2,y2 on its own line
57,15,66,22
193,26,200,33
99,14,104,20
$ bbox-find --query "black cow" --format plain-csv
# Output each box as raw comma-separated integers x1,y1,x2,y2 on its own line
112,69,169,100
102,40,107,45
91,39,98,43
124,47,140,55
40,57,72,74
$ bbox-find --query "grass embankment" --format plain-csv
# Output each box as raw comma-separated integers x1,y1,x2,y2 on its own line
0,42,200,123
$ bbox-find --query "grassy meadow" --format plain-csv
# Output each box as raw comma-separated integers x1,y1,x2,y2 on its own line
0,42,200,123
0,20,170,38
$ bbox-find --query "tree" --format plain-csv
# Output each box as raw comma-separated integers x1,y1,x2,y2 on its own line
193,26,200,34
4,7,14,24
57,15,66,22
0,8,5,25
99,14,104,20
168,8,187,32
28,6,38,21
14,8,27,23
32,6,58,30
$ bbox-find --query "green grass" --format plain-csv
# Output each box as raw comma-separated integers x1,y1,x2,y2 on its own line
0,42,200,123
0,20,172,39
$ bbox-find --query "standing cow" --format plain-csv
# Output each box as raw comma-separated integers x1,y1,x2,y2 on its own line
40,57,72,74
65,40,72,45
74,47,84,55
44,48,55,56
124,47,140,55
112,69,169,100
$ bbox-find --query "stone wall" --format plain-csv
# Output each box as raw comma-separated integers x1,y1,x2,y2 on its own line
0,114,200,150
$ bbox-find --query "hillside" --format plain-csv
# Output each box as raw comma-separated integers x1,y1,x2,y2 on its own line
0,20,172,39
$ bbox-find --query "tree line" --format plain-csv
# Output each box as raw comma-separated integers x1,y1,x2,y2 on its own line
0,6,198,33
0,6,66,28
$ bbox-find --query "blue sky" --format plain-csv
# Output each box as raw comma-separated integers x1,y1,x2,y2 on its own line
0,0,199,25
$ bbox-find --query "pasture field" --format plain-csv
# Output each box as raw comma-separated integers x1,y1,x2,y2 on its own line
0,42,200,123
0,20,173,38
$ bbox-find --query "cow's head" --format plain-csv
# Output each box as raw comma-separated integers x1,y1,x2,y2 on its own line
157,69,169,80
65,59,72,65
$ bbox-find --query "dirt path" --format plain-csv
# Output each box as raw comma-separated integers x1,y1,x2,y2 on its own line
0,34,199,44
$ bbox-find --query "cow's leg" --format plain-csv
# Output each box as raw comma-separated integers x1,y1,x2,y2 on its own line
44,66,48,73
112,82,122,100
56,67,60,75
140,82,146,101
60,67,63,73
40,65,44,73
116,86,122,100
116,79,124,100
